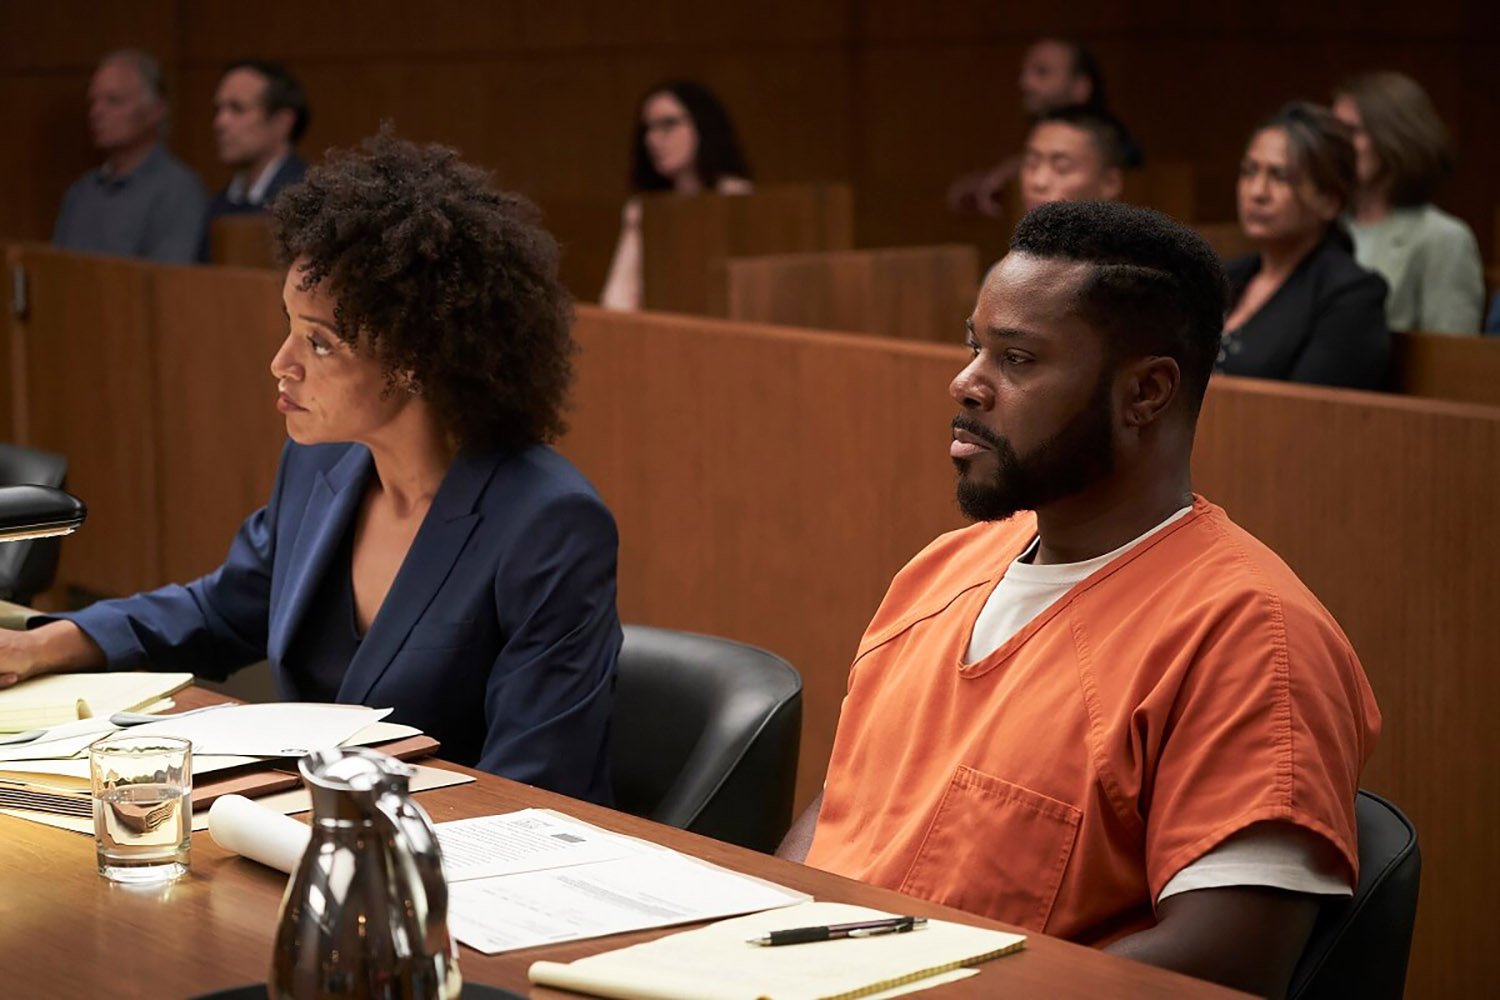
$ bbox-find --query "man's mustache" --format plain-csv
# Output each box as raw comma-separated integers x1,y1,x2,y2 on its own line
951,414,1006,451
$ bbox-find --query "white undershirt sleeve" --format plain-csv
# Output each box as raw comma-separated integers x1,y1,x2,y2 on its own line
1157,821,1353,904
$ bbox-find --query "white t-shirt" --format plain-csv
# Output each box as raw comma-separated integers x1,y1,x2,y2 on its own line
966,506,1351,904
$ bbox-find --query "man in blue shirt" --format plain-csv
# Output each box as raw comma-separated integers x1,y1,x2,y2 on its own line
52,50,206,264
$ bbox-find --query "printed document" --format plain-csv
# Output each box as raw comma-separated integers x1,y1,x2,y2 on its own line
435,808,655,882
447,848,809,954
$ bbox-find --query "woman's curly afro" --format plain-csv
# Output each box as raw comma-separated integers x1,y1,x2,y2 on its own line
271,127,574,450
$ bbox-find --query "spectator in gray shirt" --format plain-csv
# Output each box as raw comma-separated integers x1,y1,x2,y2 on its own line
52,50,207,264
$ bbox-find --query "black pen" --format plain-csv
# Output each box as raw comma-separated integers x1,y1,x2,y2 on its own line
748,915,927,946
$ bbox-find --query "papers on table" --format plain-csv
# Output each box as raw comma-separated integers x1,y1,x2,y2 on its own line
126,703,391,756
439,811,809,954
436,809,654,882
0,709,418,831
0,717,121,760
0,672,193,732
0,703,395,765
448,848,810,954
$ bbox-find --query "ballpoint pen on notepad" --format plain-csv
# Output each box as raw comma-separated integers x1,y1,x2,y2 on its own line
748,916,927,946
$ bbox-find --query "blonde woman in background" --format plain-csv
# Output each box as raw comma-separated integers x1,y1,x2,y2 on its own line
1333,72,1484,334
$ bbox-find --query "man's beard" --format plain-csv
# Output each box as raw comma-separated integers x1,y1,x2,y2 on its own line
952,376,1116,522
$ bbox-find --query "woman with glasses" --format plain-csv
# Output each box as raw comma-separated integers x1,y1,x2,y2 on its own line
600,80,752,311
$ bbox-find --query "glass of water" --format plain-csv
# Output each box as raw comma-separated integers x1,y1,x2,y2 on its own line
88,733,192,883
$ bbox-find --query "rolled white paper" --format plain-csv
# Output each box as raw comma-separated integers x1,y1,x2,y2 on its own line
208,793,312,874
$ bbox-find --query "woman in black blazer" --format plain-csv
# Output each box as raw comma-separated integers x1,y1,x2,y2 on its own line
1218,103,1390,390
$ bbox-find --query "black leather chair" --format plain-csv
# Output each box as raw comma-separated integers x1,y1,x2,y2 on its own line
0,444,69,604
609,625,802,854
1290,790,1421,1000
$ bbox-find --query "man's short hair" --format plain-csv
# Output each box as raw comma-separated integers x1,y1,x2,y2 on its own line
100,48,166,105
1011,201,1229,415
1031,104,1136,172
1034,38,1108,109
223,59,310,143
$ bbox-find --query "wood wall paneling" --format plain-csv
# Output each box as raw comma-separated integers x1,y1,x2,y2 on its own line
0,74,100,242
10,247,161,598
1,245,15,444
0,0,180,71
1193,222,1256,262
539,195,629,307
148,264,286,583
852,44,1028,258
725,244,979,343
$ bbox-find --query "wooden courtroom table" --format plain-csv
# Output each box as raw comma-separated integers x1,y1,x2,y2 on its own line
0,691,1245,999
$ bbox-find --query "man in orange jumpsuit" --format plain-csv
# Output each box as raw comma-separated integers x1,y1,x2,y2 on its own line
778,201,1380,998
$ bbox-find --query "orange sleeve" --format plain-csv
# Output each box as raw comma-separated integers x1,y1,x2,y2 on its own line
1141,587,1375,901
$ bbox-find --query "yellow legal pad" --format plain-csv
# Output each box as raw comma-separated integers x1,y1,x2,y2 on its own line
0,672,193,732
528,901,1025,1000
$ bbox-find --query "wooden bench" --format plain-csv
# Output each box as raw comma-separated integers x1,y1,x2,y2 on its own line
1391,330,1500,407
641,182,853,316
725,244,979,343
209,215,277,269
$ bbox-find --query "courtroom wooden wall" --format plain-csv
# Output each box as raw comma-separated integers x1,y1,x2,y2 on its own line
5,0,1498,296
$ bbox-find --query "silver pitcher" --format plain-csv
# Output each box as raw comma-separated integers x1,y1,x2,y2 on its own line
270,748,462,999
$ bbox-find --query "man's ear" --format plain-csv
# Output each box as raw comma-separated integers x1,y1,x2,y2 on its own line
1121,355,1180,428
1100,167,1124,202
270,107,296,144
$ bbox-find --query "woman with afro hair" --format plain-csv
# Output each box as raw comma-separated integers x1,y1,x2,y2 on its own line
0,129,621,803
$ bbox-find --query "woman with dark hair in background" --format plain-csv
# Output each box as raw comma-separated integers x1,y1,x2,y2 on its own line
1333,72,1484,334
1218,102,1390,389
600,80,752,310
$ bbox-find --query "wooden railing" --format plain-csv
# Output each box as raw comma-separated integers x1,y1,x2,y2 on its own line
725,244,978,342
640,183,853,316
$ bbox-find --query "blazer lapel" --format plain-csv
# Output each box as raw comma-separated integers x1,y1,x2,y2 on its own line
267,446,371,664
336,449,503,706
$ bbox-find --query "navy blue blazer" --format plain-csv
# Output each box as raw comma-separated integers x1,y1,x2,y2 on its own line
59,440,621,804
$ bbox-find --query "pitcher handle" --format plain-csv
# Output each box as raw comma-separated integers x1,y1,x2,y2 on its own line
372,789,453,957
